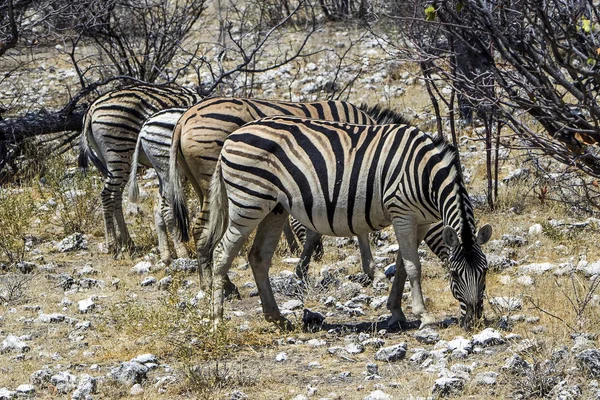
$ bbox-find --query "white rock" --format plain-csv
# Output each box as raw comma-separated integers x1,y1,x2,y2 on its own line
345,343,364,354
281,299,303,310
276,352,288,362
579,261,600,277
364,390,391,400
475,371,498,385
528,224,543,235
16,384,34,395
1,334,30,353
472,328,505,347
78,297,96,313
516,275,534,286
489,296,522,311
130,383,144,396
50,371,78,394
131,261,151,274
0,388,16,399
131,354,157,365
519,262,554,275
72,374,97,399
306,339,326,348
446,336,472,353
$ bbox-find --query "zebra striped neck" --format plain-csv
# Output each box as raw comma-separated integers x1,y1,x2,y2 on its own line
426,141,476,252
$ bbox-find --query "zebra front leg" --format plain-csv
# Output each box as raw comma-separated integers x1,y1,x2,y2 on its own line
159,194,189,261
387,252,408,328
249,212,293,330
154,198,172,264
392,220,436,328
295,229,322,281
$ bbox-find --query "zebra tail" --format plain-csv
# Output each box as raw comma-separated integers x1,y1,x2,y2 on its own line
168,120,190,242
207,159,228,257
127,136,143,203
78,108,109,176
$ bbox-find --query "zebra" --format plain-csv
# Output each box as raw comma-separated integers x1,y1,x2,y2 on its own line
126,107,321,265
168,98,436,291
127,107,190,264
78,84,200,254
206,115,492,331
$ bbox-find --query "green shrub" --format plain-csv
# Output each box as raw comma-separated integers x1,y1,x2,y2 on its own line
0,187,35,265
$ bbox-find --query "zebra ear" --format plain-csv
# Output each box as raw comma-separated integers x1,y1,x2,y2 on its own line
442,226,460,248
476,224,493,245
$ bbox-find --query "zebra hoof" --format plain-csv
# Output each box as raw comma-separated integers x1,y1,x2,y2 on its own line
418,313,437,329
224,280,241,300
387,310,407,330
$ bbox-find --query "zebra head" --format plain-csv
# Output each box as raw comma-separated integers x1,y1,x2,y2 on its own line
442,224,493,329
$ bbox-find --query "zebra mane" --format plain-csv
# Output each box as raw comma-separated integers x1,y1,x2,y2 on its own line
427,135,477,253
359,103,411,125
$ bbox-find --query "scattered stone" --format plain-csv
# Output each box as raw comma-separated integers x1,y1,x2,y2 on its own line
131,354,157,365
109,361,149,385
37,313,67,323
503,354,531,375
413,328,440,344
50,371,78,394
345,343,364,354
16,261,35,274
366,363,379,375
410,349,430,364
158,275,173,289
474,371,498,385
516,275,534,286
30,368,52,385
306,339,326,348
171,258,198,272
72,374,97,400
281,299,303,311
446,337,472,353
384,263,396,279
486,254,516,271
472,328,505,347
140,277,156,287
502,234,527,247
0,388,16,399
78,297,96,313
519,262,555,275
576,349,600,377
130,383,144,396
528,224,543,235
79,278,105,289
1,334,30,353
56,233,87,252
432,376,464,397
131,261,151,274
375,343,407,362
270,271,302,296
489,297,522,311
230,389,249,400
276,352,288,362
364,390,391,400
75,265,98,276
579,261,600,277
15,384,34,396
502,168,530,184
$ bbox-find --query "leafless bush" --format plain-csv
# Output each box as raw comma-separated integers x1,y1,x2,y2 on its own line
0,273,31,305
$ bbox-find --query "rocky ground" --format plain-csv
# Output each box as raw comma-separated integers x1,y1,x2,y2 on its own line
2,10,600,400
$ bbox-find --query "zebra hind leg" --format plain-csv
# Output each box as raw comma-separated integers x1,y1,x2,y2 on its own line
159,193,189,261
295,229,322,282
100,181,119,254
249,211,292,330
154,196,173,264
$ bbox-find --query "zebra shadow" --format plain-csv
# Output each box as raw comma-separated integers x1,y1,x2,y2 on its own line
302,310,459,333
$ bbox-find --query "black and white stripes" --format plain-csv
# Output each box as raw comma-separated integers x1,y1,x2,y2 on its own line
208,115,492,330
79,84,199,253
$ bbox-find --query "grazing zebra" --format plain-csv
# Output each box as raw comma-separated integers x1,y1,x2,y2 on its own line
207,115,492,330
169,98,386,290
128,107,190,263
78,84,200,254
